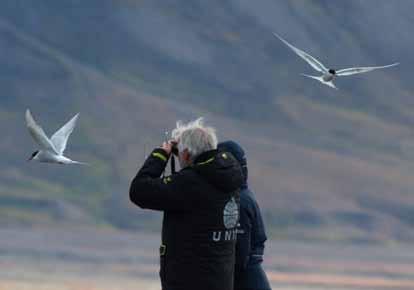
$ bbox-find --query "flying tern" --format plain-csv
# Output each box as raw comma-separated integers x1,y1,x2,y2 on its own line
26,109,86,165
273,32,399,89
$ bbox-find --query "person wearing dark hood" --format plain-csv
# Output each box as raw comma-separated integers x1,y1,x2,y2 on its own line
129,118,243,290
218,141,272,290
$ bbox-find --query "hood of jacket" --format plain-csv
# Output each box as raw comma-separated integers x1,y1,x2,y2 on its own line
192,149,243,193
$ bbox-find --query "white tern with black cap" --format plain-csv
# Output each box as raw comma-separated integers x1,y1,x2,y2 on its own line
273,32,399,89
26,109,86,165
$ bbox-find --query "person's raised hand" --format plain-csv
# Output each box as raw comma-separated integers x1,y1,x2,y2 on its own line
160,141,173,156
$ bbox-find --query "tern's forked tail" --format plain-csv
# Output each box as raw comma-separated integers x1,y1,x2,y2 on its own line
69,160,90,166
301,73,338,90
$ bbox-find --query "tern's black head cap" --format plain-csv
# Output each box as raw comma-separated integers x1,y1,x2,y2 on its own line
29,150,39,160
329,69,336,75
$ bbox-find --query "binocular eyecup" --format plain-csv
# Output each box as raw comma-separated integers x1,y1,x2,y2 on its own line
171,146,179,156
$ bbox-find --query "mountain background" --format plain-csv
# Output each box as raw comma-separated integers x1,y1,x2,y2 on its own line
1,0,414,243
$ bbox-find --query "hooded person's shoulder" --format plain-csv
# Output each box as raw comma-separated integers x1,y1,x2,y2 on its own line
193,150,243,192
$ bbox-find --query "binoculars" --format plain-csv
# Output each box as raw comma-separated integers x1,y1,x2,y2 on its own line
171,145,179,156
169,140,179,156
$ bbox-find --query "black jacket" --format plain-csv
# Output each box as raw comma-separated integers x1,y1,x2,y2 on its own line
234,187,271,290
235,188,267,269
130,148,243,290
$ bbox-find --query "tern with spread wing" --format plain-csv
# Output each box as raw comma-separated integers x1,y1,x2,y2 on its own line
26,109,86,164
273,32,399,89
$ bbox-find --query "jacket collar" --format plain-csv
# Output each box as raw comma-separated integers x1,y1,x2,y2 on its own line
193,149,218,165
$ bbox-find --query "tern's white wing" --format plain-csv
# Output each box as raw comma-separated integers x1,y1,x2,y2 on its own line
50,113,79,155
336,63,399,76
273,33,328,73
25,109,58,153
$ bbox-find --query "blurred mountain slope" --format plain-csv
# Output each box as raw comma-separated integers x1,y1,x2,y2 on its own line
1,0,414,242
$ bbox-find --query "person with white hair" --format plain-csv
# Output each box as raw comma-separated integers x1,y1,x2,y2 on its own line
129,118,243,290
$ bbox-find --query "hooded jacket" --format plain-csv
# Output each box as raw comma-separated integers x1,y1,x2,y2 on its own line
218,141,271,290
130,148,243,290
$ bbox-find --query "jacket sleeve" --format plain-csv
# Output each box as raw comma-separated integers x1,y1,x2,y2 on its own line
251,197,267,258
235,194,253,270
129,148,192,211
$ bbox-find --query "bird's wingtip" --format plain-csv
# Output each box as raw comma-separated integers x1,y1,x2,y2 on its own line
301,73,316,79
25,109,33,123
272,32,283,40
386,62,400,68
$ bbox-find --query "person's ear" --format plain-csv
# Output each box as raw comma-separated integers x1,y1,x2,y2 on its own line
183,149,191,163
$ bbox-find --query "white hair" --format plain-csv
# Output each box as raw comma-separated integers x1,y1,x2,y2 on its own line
172,118,217,161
